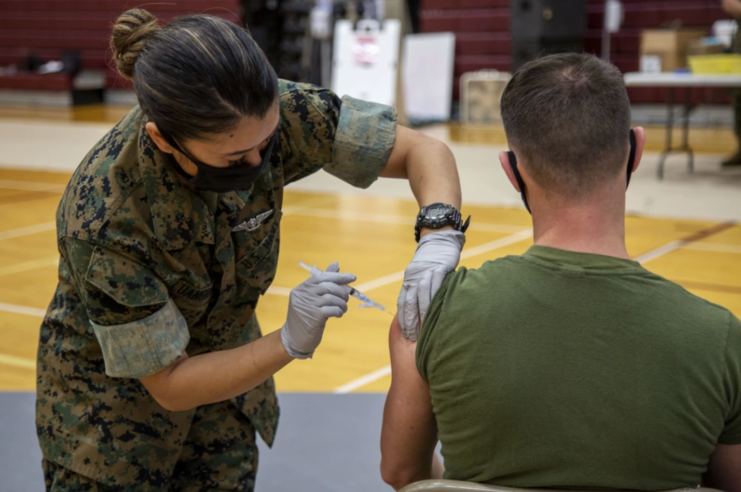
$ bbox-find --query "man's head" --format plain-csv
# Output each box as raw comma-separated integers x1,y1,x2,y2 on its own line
499,53,643,207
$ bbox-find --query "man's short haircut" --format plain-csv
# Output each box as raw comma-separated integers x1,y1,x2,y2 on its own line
500,53,631,198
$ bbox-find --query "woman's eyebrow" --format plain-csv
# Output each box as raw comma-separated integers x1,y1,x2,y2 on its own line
222,123,280,157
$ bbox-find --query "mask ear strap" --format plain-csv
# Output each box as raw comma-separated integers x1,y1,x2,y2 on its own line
627,129,636,187
508,151,531,214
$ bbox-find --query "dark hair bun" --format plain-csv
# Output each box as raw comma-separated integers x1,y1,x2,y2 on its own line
111,9,160,80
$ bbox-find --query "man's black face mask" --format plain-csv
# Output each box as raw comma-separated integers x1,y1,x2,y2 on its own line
161,131,279,193
507,129,637,214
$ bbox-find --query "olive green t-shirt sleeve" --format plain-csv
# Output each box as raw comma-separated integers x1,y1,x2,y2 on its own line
720,313,741,445
417,268,462,383
279,82,397,188
61,237,189,379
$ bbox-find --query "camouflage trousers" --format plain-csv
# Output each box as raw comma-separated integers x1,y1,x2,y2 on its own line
43,400,258,492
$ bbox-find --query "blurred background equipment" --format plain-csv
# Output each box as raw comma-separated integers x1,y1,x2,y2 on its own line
460,70,511,125
510,0,586,71
601,0,623,61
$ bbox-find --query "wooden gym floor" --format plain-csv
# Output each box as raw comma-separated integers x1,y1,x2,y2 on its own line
1,103,741,394
1,167,741,393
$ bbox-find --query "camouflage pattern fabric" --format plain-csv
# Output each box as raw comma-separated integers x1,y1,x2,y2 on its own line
36,80,397,490
44,459,115,491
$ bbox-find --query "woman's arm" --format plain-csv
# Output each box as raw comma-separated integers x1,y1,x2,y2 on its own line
140,262,355,412
381,125,462,215
140,330,291,412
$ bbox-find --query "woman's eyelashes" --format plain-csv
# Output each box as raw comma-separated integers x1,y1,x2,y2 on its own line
228,155,249,167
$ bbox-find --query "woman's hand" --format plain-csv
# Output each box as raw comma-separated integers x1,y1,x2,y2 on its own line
397,231,465,341
281,262,356,359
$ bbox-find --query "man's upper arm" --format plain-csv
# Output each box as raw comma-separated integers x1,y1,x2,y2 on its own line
704,444,741,492
62,237,189,379
703,314,741,492
381,316,438,488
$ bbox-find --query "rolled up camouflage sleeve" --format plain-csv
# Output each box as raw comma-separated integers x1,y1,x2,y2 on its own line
62,237,188,379
90,299,189,379
280,81,397,188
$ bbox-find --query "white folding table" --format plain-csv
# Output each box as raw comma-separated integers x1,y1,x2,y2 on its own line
623,72,741,179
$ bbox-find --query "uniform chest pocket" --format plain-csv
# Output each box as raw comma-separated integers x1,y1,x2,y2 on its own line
233,208,282,297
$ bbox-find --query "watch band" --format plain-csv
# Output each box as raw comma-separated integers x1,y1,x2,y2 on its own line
415,203,471,243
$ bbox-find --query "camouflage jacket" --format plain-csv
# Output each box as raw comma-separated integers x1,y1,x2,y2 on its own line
36,80,397,489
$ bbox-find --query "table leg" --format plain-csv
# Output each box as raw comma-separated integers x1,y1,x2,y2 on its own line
683,87,694,174
658,87,674,180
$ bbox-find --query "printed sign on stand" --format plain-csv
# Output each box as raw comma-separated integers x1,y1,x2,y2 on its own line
331,19,401,107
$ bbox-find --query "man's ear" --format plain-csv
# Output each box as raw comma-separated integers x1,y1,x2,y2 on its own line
632,127,646,173
145,122,175,154
499,151,522,193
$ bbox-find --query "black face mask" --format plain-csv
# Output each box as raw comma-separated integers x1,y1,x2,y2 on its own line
508,129,637,214
162,131,278,193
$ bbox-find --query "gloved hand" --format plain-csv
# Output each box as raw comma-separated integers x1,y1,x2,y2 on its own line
281,262,356,359
397,230,466,341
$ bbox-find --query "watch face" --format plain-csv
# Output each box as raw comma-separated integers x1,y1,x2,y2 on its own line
428,205,446,218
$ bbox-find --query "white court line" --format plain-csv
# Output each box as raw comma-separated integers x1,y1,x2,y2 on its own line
0,256,59,277
330,229,534,393
0,302,46,317
265,286,291,296
334,365,391,394
633,241,684,264
682,242,741,254
288,207,528,234
0,221,56,241
265,229,533,297
0,180,67,193
0,353,36,370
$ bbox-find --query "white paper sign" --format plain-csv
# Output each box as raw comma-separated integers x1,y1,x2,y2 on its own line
402,32,456,122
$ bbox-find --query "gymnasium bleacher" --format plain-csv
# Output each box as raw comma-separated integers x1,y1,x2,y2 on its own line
0,1,240,97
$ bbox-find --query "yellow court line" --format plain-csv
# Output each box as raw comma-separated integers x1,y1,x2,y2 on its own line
0,257,59,277
0,180,66,193
0,221,56,241
0,353,36,370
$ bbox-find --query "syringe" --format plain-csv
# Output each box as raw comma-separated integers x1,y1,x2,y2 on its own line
298,261,394,316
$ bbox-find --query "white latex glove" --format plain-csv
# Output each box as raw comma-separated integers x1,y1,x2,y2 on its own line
281,262,356,359
397,230,466,341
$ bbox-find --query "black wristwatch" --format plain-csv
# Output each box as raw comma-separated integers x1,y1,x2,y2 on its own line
414,203,471,243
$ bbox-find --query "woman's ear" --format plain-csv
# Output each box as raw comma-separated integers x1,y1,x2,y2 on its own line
145,122,174,154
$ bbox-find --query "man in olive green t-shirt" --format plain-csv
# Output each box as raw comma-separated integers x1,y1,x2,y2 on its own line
380,53,741,492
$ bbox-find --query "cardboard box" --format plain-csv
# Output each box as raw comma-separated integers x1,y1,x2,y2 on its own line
640,29,707,72
687,39,726,56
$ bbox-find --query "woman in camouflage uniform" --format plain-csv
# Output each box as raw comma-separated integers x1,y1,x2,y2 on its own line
37,8,465,492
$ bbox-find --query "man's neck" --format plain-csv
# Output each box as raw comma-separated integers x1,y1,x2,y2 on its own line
530,190,630,260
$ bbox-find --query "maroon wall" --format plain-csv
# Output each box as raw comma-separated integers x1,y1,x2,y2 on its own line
0,1,240,91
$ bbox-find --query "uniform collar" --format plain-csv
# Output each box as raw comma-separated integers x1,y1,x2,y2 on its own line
137,115,216,250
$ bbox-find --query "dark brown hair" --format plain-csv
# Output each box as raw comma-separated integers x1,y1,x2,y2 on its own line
111,9,278,142
500,53,631,198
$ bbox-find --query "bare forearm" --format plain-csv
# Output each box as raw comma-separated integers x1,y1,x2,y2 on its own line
143,330,292,411
407,138,462,210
